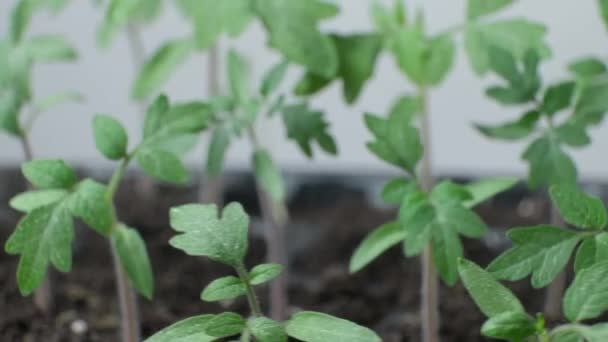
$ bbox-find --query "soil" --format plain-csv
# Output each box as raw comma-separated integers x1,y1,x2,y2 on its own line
0,169,562,341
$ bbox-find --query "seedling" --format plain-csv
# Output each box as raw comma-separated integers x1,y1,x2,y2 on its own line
459,186,608,341
145,202,381,342
129,0,342,320
1,0,81,314
6,94,211,342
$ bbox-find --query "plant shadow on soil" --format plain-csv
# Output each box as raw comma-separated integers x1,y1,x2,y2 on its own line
0,169,569,341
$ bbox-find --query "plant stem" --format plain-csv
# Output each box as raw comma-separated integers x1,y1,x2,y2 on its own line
199,42,224,205
543,203,567,320
107,155,141,342
247,128,289,321
235,263,263,317
20,132,54,315
418,88,440,342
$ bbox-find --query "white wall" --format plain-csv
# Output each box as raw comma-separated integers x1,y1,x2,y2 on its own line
1,0,607,181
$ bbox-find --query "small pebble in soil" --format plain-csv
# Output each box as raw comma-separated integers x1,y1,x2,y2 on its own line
70,319,88,335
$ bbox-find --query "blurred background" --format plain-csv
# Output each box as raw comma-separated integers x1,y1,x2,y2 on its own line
1,0,607,180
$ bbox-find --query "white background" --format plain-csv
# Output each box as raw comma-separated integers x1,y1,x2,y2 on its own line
1,0,607,181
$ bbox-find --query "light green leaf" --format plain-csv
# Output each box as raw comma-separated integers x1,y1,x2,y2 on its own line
136,148,188,184
25,35,77,62
112,224,154,299
381,178,416,205
132,39,195,100
261,60,289,98
569,57,607,78
0,90,23,136
285,311,381,342
574,79,608,116
463,177,519,208
458,259,525,318
144,314,216,342
10,189,68,213
169,203,249,267
550,185,608,229
33,91,84,113
200,276,246,302
281,103,336,158
541,81,576,116
476,110,541,141
227,49,250,103
93,114,128,160
574,233,608,273
426,34,456,85
522,135,577,188
10,0,35,44
599,0,608,30
254,0,338,78
142,98,212,144
430,181,472,205
22,159,77,189
5,203,73,295
564,261,608,322
68,179,113,235
252,149,285,202
250,263,283,286
204,312,245,338
249,317,287,342
487,225,582,288
480,311,536,341
435,202,487,239
399,191,435,256
432,221,463,285
206,127,231,178
350,221,405,273
467,0,514,20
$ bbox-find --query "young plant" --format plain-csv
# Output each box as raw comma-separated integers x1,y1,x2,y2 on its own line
1,0,80,314
145,201,381,342
459,185,608,341
5,94,210,342
296,1,547,341
132,0,342,320
475,43,608,317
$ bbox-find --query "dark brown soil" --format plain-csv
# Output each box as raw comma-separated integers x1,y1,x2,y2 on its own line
0,170,556,341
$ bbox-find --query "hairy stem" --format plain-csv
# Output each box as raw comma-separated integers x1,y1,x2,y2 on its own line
247,128,289,321
235,263,263,317
107,155,141,342
199,42,224,205
418,88,440,342
543,203,567,320
20,132,54,314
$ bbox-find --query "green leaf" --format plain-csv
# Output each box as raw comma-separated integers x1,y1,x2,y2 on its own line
252,149,285,203
254,0,338,78
112,224,154,299
389,95,421,125
574,79,608,116
465,19,549,75
458,259,525,318
22,159,77,189
5,203,73,295
33,91,84,113
599,0,608,31
261,60,289,97
204,312,245,338
68,179,113,235
10,0,35,44
480,311,536,341
432,221,463,285
522,135,577,188
132,39,195,100
430,181,472,205
281,104,336,158
0,90,23,136
564,261,608,322
426,34,456,85
555,120,592,147
169,203,249,267
136,148,188,184
206,127,231,178
467,0,514,20
144,314,216,342
227,49,250,103
177,0,252,50
143,95,170,139
550,185,608,229
381,178,416,205
574,233,608,273
350,221,405,273
285,311,381,342
93,114,128,160
249,317,287,342
487,225,582,288
541,81,576,116
569,57,607,78
9,189,68,213
200,276,246,302
25,35,77,62
250,263,283,286
399,191,435,256
488,45,521,85
142,98,212,144
463,177,519,208
435,201,487,239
